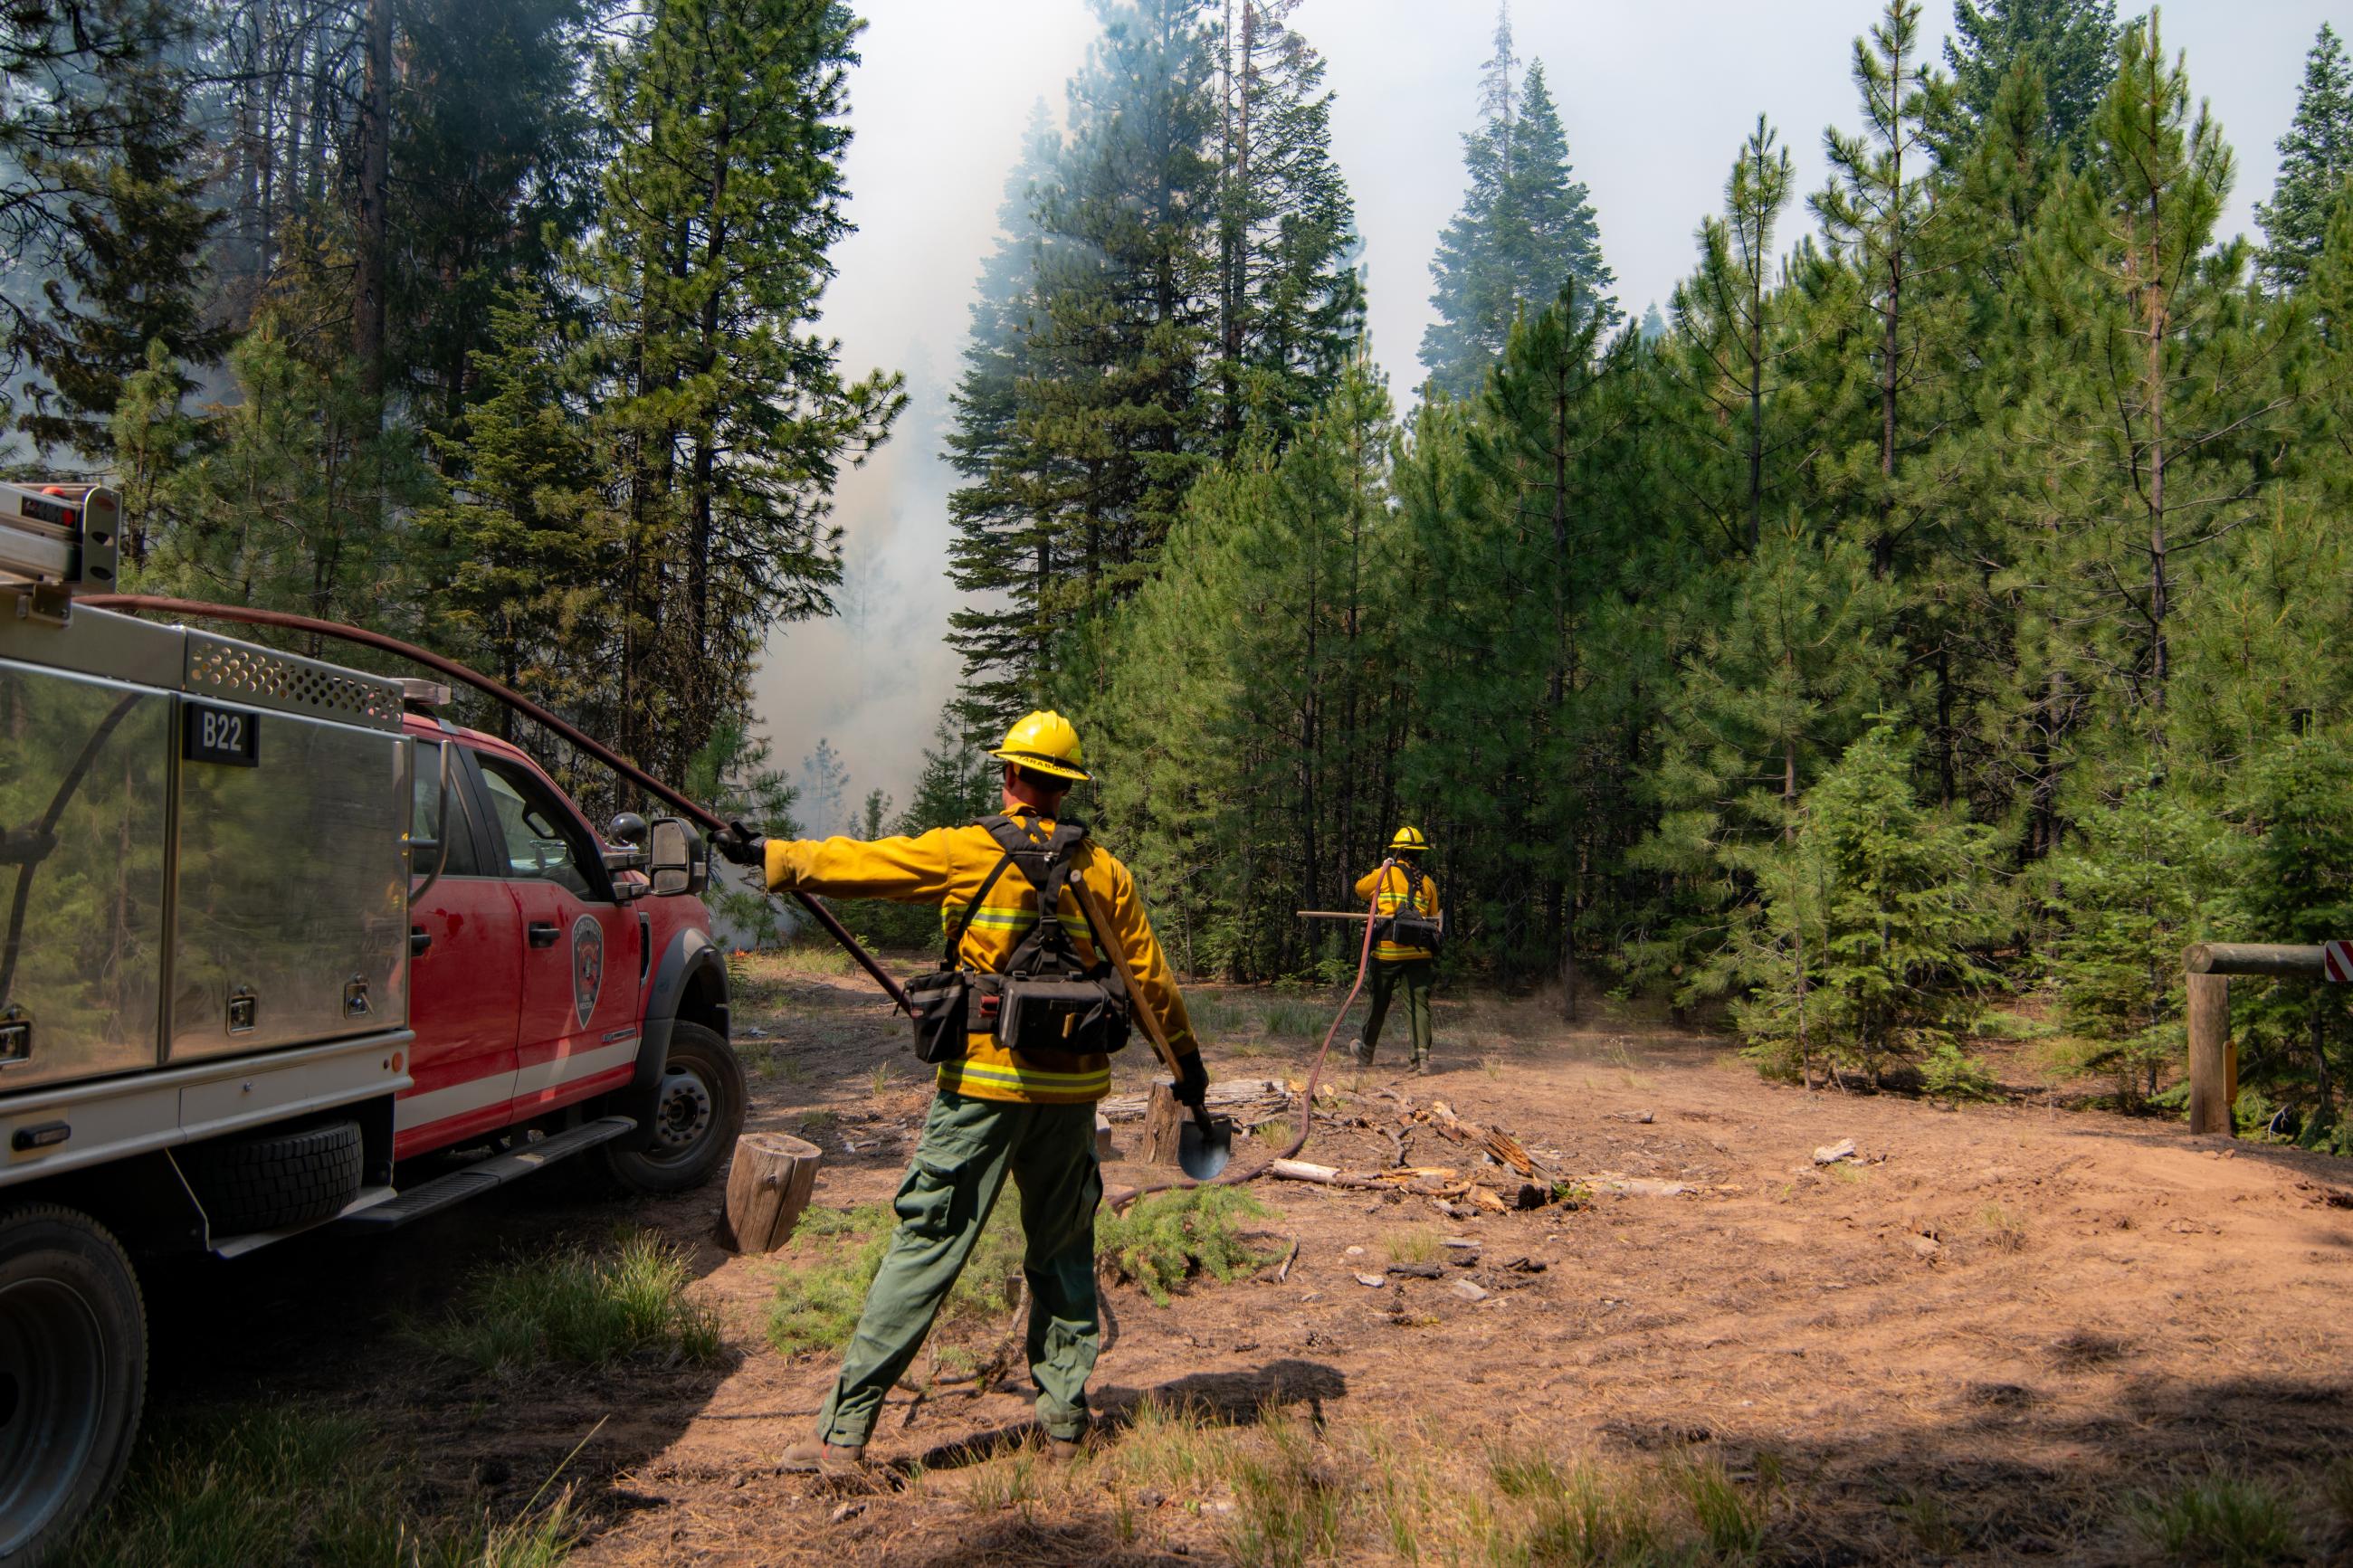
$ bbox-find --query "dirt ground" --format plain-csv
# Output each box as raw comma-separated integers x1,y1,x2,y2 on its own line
148,963,2353,1565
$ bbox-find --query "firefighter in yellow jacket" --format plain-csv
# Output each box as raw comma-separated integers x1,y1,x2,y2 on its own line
712,710,1205,1472
1349,826,1440,1073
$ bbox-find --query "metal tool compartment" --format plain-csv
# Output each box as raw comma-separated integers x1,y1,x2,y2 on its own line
0,660,172,1088
167,632,409,1060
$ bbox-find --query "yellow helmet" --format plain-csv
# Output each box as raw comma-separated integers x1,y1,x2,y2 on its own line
1389,825,1427,854
989,709,1093,783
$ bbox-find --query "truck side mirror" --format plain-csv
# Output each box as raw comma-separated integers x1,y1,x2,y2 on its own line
648,818,694,897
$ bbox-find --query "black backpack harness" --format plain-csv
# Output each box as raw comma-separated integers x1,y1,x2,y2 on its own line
906,812,1132,1065
1377,862,1444,955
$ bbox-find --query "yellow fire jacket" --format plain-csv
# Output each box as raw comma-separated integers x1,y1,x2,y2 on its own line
1354,862,1440,963
762,816,1199,1105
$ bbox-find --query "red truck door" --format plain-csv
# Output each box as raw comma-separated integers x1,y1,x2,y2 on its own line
397,735,523,1158
471,754,644,1122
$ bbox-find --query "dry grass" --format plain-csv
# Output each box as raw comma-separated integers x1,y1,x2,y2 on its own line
1978,1201,2029,1254
56,1407,581,1568
943,1398,1789,1566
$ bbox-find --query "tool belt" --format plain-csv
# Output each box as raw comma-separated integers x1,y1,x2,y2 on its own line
907,813,1131,1064
1378,864,1443,955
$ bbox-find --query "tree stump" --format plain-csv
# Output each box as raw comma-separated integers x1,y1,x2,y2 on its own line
1142,1082,1185,1169
717,1132,823,1253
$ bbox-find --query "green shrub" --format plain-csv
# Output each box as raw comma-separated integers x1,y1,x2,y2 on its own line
1921,1041,2000,1101
1095,1187,1277,1306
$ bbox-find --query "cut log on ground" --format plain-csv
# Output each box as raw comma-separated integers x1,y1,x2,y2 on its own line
717,1132,823,1253
1268,1158,1386,1191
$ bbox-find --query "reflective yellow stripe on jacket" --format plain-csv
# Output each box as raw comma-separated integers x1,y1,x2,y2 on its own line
764,816,1197,1106
1354,863,1439,963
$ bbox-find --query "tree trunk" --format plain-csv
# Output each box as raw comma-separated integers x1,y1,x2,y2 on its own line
353,0,392,399
1143,1082,1186,1169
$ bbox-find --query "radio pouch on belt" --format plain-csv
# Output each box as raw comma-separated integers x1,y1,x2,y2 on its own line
983,814,1132,1058
906,845,1018,1065
1379,865,1444,955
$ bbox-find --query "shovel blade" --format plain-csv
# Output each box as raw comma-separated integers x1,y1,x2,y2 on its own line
1179,1112,1233,1180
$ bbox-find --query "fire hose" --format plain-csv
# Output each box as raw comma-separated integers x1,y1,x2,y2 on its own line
77,594,1386,1193
79,595,910,1014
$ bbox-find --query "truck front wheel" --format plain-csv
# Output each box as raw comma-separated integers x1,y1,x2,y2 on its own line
604,1022,745,1194
0,1204,146,1563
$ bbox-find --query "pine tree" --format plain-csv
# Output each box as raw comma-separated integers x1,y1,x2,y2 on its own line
1211,0,1364,451
1009,0,1220,656
389,0,599,458
796,736,850,840
895,707,997,834
944,101,1063,735
686,717,799,948
2230,730,2353,1142
413,284,615,747
574,0,905,786
1631,524,1899,996
10,0,223,459
1668,115,1801,556
2026,13,2294,729
1420,7,1615,401
2257,24,2353,293
1464,282,1621,1001
2048,783,2231,1105
1810,0,1956,580
135,322,436,641
1937,0,2118,166
1729,724,2004,1086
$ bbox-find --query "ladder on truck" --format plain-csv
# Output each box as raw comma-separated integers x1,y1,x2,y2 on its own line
0,480,120,622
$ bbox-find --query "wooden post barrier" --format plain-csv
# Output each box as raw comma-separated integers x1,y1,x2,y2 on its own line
2182,944,2333,1138
2186,973,2233,1136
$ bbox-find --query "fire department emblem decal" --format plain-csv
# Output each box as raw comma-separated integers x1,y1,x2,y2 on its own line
572,915,605,1029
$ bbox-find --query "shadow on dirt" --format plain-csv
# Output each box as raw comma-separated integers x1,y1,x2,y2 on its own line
911,1357,1348,1474
1600,1370,2353,1562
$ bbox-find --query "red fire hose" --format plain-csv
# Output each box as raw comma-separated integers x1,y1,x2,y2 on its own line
80,594,911,1014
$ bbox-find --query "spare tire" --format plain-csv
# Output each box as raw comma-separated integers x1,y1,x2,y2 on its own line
0,1204,146,1564
180,1120,363,1234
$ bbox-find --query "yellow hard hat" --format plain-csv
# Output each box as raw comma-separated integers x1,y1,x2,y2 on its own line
1389,825,1427,853
989,709,1093,783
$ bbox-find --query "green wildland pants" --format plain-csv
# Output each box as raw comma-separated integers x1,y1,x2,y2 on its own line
815,1090,1102,1447
1363,957,1434,1064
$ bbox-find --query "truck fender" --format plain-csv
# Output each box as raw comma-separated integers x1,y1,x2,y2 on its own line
610,926,730,1151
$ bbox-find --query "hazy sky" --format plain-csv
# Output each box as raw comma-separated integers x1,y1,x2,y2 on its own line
755,0,2343,827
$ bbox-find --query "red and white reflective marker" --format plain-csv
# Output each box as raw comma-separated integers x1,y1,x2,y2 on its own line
2326,940,2353,983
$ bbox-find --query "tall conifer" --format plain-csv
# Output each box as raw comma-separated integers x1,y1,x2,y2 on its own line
2257,25,2353,292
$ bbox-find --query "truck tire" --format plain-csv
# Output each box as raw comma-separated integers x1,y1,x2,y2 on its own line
0,1204,146,1564
179,1120,364,1235
604,1022,745,1194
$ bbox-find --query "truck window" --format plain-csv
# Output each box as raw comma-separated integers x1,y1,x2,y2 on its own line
410,739,481,877
475,757,599,901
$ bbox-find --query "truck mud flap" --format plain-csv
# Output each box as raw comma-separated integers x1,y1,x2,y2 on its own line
331,1116,634,1234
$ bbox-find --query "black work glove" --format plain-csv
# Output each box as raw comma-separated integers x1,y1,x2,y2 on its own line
711,821,766,869
1173,1050,1209,1109
0,824,58,867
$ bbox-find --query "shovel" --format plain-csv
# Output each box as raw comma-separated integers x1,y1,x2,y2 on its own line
1063,874,1232,1180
